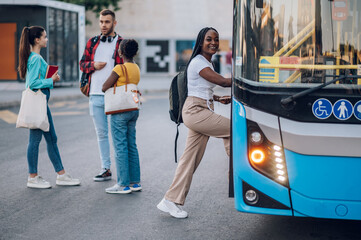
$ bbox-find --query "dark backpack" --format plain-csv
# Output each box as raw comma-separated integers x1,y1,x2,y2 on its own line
169,70,188,163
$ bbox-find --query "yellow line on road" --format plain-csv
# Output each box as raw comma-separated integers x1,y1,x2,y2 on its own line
0,110,18,124
77,102,89,109
49,101,77,108
52,111,85,116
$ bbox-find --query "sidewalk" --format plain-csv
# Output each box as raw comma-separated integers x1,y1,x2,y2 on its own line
0,75,172,109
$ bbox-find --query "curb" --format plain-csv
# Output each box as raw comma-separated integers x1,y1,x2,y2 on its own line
0,89,169,110
0,94,85,110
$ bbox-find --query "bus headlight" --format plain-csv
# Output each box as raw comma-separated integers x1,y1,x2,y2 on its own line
250,131,263,144
247,120,289,187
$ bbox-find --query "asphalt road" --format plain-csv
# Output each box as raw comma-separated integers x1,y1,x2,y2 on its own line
1,91,361,240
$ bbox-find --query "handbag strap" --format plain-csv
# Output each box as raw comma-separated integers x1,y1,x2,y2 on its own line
120,64,130,92
112,64,131,93
124,65,129,85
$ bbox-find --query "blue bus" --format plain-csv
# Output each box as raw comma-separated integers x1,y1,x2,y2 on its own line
231,0,361,220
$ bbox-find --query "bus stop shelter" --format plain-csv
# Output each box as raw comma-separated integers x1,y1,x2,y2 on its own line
0,0,85,84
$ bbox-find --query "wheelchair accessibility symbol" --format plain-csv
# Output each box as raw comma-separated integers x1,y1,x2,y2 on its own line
312,98,332,119
333,99,353,120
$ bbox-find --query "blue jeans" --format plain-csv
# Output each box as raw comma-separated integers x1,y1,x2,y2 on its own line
89,95,111,169
110,110,140,186
27,88,64,174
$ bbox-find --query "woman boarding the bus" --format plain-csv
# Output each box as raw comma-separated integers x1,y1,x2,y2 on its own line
18,26,80,189
157,27,232,218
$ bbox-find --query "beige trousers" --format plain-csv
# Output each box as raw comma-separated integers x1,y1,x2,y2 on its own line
164,96,230,205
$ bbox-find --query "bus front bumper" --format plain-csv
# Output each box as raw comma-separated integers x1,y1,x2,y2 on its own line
291,190,361,220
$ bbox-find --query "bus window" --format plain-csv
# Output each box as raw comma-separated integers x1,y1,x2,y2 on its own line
234,0,361,86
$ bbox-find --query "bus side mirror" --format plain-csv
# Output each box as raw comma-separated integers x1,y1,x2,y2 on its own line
256,0,263,8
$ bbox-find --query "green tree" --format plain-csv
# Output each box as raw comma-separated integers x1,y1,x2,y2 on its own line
57,0,122,24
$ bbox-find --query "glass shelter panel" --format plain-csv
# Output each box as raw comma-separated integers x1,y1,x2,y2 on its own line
48,8,79,83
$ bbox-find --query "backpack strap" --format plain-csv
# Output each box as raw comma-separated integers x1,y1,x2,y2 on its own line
174,123,180,163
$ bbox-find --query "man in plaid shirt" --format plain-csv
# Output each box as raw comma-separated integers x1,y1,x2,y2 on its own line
79,9,123,182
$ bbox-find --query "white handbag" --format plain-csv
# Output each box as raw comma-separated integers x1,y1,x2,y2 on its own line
104,65,140,115
16,88,49,132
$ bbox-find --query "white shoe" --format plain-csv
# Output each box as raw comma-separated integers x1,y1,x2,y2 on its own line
27,176,52,189
105,184,132,194
56,173,81,186
157,198,188,218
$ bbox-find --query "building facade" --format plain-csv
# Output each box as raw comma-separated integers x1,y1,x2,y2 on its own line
85,0,233,76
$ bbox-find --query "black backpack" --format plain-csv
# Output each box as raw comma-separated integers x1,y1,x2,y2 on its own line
169,70,188,163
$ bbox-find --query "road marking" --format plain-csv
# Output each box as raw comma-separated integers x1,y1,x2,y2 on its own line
0,110,18,124
49,101,77,108
77,102,89,109
52,111,86,116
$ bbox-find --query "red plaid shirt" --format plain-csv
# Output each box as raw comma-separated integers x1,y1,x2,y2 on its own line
79,34,123,77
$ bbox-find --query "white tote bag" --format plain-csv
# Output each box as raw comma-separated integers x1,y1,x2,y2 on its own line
104,65,140,115
16,88,49,132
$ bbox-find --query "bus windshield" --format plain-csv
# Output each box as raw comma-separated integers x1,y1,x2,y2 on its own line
234,0,361,92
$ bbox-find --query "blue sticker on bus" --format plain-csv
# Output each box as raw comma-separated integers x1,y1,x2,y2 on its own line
312,98,332,119
333,99,353,120
353,101,361,121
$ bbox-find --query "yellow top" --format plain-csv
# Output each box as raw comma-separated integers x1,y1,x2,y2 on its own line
113,62,140,87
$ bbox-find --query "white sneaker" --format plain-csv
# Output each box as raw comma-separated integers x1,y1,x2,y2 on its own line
56,173,81,186
157,198,188,218
27,176,52,189
105,184,132,194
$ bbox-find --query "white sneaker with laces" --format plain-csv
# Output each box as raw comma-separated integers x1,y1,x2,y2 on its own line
56,173,81,186
27,176,52,189
105,184,132,194
157,198,188,218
